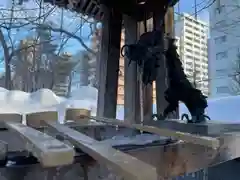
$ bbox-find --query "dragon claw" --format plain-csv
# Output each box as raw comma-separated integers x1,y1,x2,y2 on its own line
152,113,165,120
181,113,210,123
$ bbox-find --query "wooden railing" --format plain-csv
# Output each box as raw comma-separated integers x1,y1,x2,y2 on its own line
0,109,239,179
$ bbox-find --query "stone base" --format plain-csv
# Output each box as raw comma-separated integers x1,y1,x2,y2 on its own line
151,119,240,136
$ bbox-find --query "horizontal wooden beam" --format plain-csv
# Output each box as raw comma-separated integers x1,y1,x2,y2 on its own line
43,0,173,21
89,116,220,149
5,122,75,167
41,121,158,180
26,111,58,128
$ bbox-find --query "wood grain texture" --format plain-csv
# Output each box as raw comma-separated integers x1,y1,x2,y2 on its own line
26,111,58,128
6,122,75,167
89,116,220,149
44,121,158,180
65,108,91,122
0,113,22,128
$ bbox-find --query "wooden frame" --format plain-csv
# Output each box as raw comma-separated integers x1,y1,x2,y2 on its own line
88,116,220,149
0,113,75,167
26,111,158,180
26,111,58,128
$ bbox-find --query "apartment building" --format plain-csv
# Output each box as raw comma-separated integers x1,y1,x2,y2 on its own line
209,0,240,97
175,13,209,96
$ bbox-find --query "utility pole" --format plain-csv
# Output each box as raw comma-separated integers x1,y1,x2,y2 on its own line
194,0,197,19
193,0,197,88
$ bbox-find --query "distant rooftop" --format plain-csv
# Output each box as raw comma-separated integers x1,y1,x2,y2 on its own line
181,13,208,26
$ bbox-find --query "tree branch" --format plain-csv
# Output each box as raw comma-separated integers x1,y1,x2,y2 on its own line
33,23,97,55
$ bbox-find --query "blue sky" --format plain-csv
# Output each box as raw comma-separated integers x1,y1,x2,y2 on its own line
0,0,210,73
176,0,209,23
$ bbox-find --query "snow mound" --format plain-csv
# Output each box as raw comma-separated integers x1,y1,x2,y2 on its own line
29,89,61,106
0,86,98,123
0,85,238,123
6,90,30,102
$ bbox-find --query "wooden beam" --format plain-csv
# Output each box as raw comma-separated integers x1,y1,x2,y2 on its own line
4,120,74,167
65,108,91,122
153,11,168,119
65,108,100,139
97,6,122,118
0,113,22,128
26,111,58,128
138,21,153,125
89,116,220,149
41,121,158,180
153,7,178,119
123,15,140,124
164,7,175,37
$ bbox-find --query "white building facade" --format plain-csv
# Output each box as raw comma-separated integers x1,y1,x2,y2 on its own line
209,0,240,97
175,13,209,96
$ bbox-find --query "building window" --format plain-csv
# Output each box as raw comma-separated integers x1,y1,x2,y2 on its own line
194,45,200,49
194,33,200,38
185,23,192,28
214,35,226,44
118,86,124,94
186,42,192,47
195,64,201,68
185,36,192,41
195,51,200,55
194,39,200,43
216,86,229,93
185,29,193,34
194,27,199,31
216,51,228,60
186,55,193,59
216,69,227,76
215,20,227,28
186,48,193,53
186,61,193,67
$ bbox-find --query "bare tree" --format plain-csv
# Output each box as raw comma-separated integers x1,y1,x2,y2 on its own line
0,0,99,94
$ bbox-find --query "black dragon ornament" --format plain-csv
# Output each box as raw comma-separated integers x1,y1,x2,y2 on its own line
121,30,210,123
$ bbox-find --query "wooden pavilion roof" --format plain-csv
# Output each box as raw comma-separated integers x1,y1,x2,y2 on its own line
44,0,179,21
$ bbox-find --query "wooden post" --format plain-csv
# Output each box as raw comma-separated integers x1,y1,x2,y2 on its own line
154,7,178,119
138,21,153,125
97,6,122,118
123,15,140,124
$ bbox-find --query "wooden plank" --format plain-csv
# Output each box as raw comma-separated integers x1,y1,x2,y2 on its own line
26,111,58,128
153,11,171,119
88,116,220,149
137,21,153,125
42,121,158,180
65,108,91,122
123,15,140,124
96,6,122,118
5,122,75,167
0,113,22,128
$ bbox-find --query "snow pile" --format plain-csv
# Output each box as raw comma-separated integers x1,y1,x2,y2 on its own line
0,86,239,123
0,86,97,123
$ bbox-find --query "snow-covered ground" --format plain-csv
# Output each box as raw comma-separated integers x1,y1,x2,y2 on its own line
0,86,239,123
